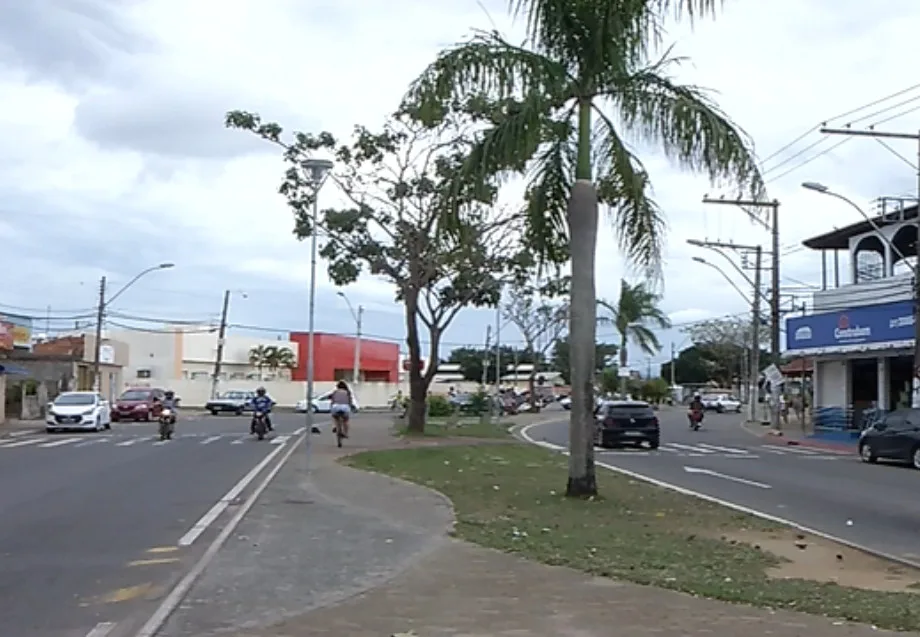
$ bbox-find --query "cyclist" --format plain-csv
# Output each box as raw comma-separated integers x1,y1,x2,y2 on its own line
330,381,355,438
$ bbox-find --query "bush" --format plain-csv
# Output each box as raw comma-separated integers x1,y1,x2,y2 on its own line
468,390,490,415
427,394,453,417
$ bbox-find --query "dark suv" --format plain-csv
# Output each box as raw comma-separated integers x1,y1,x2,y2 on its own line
112,387,165,422
594,400,660,449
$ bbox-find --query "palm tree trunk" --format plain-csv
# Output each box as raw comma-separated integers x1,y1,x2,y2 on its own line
566,100,599,498
619,337,628,396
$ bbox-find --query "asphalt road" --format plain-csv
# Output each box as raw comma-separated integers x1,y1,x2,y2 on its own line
524,408,920,565
0,410,313,637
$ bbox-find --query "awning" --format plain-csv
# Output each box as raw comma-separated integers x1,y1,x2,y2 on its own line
0,363,30,375
782,339,913,358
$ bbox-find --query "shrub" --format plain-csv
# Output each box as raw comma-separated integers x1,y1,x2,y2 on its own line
427,394,453,417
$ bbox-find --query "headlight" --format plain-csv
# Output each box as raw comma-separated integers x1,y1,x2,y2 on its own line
134,404,147,410
82,409,94,416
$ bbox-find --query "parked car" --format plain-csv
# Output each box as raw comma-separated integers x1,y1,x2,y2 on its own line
295,390,361,413
701,393,742,413
205,390,255,416
112,387,165,422
46,392,112,433
594,400,660,449
560,395,605,411
859,408,920,469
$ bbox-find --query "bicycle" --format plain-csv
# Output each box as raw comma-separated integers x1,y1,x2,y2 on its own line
333,412,347,448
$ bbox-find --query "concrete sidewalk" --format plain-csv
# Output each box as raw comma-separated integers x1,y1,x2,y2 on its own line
164,414,901,637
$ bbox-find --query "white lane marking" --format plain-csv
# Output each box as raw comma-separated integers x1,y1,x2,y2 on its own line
38,437,82,448
666,442,714,453
137,430,305,637
516,421,920,572
200,435,222,445
6,430,34,438
697,443,749,454
152,439,170,446
292,426,305,435
84,622,116,637
270,435,290,445
1,437,48,448
758,446,786,455
683,466,772,489
75,437,111,448
762,444,818,455
115,438,141,447
177,438,290,547
230,437,245,445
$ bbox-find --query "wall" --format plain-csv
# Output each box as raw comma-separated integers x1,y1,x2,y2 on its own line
107,329,177,383
290,333,399,383
812,272,912,312
182,332,298,367
83,333,130,366
167,379,401,408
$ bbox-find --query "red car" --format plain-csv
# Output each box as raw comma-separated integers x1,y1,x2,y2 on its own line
112,387,165,422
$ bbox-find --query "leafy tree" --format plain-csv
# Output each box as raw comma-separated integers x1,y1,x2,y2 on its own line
551,338,618,385
248,345,270,380
639,377,671,403
659,345,716,385
598,279,671,393
226,111,531,433
403,0,763,496
447,345,540,384
684,316,773,390
502,277,568,411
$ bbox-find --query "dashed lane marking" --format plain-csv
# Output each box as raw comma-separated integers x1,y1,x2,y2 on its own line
38,437,82,448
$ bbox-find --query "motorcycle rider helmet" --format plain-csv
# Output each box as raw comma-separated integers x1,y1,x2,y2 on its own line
164,390,174,399
256,386,266,396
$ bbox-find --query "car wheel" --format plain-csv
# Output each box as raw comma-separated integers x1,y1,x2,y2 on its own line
648,438,660,450
912,446,920,470
210,409,219,416
236,408,244,416
716,405,724,413
95,416,103,432
859,441,878,464
311,405,319,413
104,419,111,430
45,427,56,433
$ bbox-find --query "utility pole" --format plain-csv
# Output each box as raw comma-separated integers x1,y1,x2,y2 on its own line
211,290,231,400
688,238,764,422
92,276,106,391
820,126,920,406
494,303,501,403
352,305,363,386
702,197,780,428
669,342,676,387
481,325,492,388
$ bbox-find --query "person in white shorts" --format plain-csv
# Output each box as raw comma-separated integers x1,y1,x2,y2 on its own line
330,381,354,438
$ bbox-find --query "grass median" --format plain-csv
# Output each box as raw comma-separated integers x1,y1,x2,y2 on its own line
394,416,511,439
345,443,920,631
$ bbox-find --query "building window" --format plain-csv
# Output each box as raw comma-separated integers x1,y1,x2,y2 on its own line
137,369,152,379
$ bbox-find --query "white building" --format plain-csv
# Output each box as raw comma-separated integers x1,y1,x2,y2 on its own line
105,326,298,384
785,202,918,432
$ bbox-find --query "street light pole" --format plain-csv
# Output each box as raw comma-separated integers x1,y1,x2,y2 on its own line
691,257,752,305
92,263,174,391
301,158,334,466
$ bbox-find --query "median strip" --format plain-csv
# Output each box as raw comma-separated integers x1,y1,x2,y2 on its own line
345,442,920,632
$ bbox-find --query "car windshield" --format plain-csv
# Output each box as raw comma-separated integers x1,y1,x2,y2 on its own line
119,390,151,401
223,392,243,399
55,394,96,406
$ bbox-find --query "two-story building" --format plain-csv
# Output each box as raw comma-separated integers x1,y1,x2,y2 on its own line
785,203,918,430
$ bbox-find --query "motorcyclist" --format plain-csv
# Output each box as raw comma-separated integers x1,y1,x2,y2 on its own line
688,393,704,427
162,390,179,423
251,387,274,433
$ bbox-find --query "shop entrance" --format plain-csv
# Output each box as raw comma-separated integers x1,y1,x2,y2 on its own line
850,358,878,427
888,355,913,410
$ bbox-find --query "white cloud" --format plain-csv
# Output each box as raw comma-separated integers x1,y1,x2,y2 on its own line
1,0,918,363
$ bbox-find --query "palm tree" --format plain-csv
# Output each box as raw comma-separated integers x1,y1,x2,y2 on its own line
598,280,671,395
248,345,270,381
264,346,297,379
404,0,763,496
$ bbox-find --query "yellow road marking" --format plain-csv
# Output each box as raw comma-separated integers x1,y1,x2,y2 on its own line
146,546,179,554
101,583,157,603
127,557,181,567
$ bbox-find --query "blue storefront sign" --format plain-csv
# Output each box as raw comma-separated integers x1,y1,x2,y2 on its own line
786,300,914,351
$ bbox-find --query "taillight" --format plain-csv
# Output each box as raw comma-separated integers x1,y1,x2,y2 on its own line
604,416,615,428
652,416,659,426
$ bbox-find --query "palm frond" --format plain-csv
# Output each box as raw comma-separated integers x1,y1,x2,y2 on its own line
609,56,764,199
592,108,666,274
403,31,572,124
629,324,662,354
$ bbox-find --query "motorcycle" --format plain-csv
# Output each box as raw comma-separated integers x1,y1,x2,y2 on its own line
688,409,703,431
252,410,268,441
158,408,175,440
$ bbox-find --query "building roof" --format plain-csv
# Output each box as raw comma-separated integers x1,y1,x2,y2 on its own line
802,203,918,250
780,358,813,375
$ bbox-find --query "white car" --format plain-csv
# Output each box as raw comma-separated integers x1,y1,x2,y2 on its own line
701,393,742,413
295,390,361,413
560,395,605,411
46,392,112,432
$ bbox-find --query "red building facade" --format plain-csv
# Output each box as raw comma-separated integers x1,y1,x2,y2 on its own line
288,332,400,383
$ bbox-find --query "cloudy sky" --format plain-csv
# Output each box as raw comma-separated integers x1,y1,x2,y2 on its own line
1,0,918,373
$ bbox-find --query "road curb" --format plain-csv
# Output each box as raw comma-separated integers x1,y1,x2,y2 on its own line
517,419,920,574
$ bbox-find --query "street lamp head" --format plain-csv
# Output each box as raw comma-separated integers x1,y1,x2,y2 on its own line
691,256,707,264
802,181,829,193
158,262,175,269
302,158,334,190
686,239,703,246
336,291,345,298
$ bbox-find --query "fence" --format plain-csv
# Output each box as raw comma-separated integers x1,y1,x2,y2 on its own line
167,379,401,409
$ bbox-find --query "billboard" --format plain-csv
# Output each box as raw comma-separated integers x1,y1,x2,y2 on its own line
785,300,913,352
0,312,33,351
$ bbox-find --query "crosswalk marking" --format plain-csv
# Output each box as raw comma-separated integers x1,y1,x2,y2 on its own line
115,438,141,447
231,437,245,445
38,437,81,448
762,444,818,455
697,443,748,454
270,435,290,445
1,437,48,448
74,437,111,448
200,435,222,445
667,442,715,453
